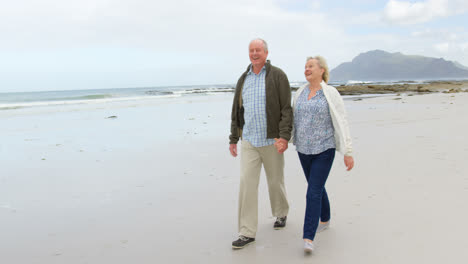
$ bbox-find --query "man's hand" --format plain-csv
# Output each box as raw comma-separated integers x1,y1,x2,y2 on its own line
274,138,288,154
344,155,354,171
229,144,238,157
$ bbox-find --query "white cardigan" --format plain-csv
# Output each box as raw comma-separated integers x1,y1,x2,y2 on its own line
292,81,353,156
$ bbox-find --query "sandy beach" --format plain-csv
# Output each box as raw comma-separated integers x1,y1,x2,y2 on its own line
1,91,468,263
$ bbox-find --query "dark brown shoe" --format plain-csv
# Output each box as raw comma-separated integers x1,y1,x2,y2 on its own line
274,216,287,229
232,235,255,249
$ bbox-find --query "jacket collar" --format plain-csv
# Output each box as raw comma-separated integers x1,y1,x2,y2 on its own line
244,60,271,75
320,80,327,89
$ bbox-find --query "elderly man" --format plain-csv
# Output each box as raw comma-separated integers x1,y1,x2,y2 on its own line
229,38,293,249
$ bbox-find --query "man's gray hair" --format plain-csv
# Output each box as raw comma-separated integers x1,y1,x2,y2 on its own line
250,38,269,52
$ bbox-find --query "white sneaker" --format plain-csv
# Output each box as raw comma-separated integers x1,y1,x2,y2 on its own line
316,221,330,233
304,240,315,253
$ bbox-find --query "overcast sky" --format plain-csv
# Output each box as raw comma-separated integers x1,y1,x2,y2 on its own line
1,0,467,92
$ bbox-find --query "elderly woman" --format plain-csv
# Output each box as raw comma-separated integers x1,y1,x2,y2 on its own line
292,56,354,253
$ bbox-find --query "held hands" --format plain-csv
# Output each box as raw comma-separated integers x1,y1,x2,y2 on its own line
274,138,288,154
344,155,354,171
230,139,288,157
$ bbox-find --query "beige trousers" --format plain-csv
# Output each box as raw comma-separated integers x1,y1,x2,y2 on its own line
238,140,289,238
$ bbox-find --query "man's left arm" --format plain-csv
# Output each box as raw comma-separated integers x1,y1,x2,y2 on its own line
277,71,293,142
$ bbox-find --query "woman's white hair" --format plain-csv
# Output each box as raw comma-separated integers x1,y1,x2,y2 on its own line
307,56,329,83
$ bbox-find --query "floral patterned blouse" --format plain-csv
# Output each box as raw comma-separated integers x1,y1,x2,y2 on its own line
293,87,336,155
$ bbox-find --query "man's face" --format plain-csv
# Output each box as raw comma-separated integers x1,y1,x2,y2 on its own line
249,41,268,68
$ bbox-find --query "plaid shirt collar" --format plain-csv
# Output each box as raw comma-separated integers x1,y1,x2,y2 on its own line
247,65,266,75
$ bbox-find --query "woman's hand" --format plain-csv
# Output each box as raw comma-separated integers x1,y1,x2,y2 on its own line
344,155,354,171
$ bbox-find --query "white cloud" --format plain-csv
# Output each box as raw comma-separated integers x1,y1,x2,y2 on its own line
460,42,468,52
383,0,468,24
0,0,332,52
0,0,467,91
274,0,321,10
412,28,461,41
0,0,350,90
347,12,382,25
434,42,450,53
406,27,468,65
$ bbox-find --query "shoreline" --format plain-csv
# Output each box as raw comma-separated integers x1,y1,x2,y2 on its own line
2,79,468,111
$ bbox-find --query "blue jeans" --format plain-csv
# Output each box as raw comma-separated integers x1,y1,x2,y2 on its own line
298,148,335,240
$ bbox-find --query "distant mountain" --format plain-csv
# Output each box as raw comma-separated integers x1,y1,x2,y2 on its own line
330,50,468,82
454,61,468,71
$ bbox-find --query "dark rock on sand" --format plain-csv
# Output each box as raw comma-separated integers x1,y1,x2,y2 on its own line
443,89,461,93
333,80,468,95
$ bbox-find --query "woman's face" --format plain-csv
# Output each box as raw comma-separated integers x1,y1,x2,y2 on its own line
304,59,324,83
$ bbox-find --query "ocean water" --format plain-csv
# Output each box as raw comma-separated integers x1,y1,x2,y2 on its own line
0,79,434,111
0,84,236,111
